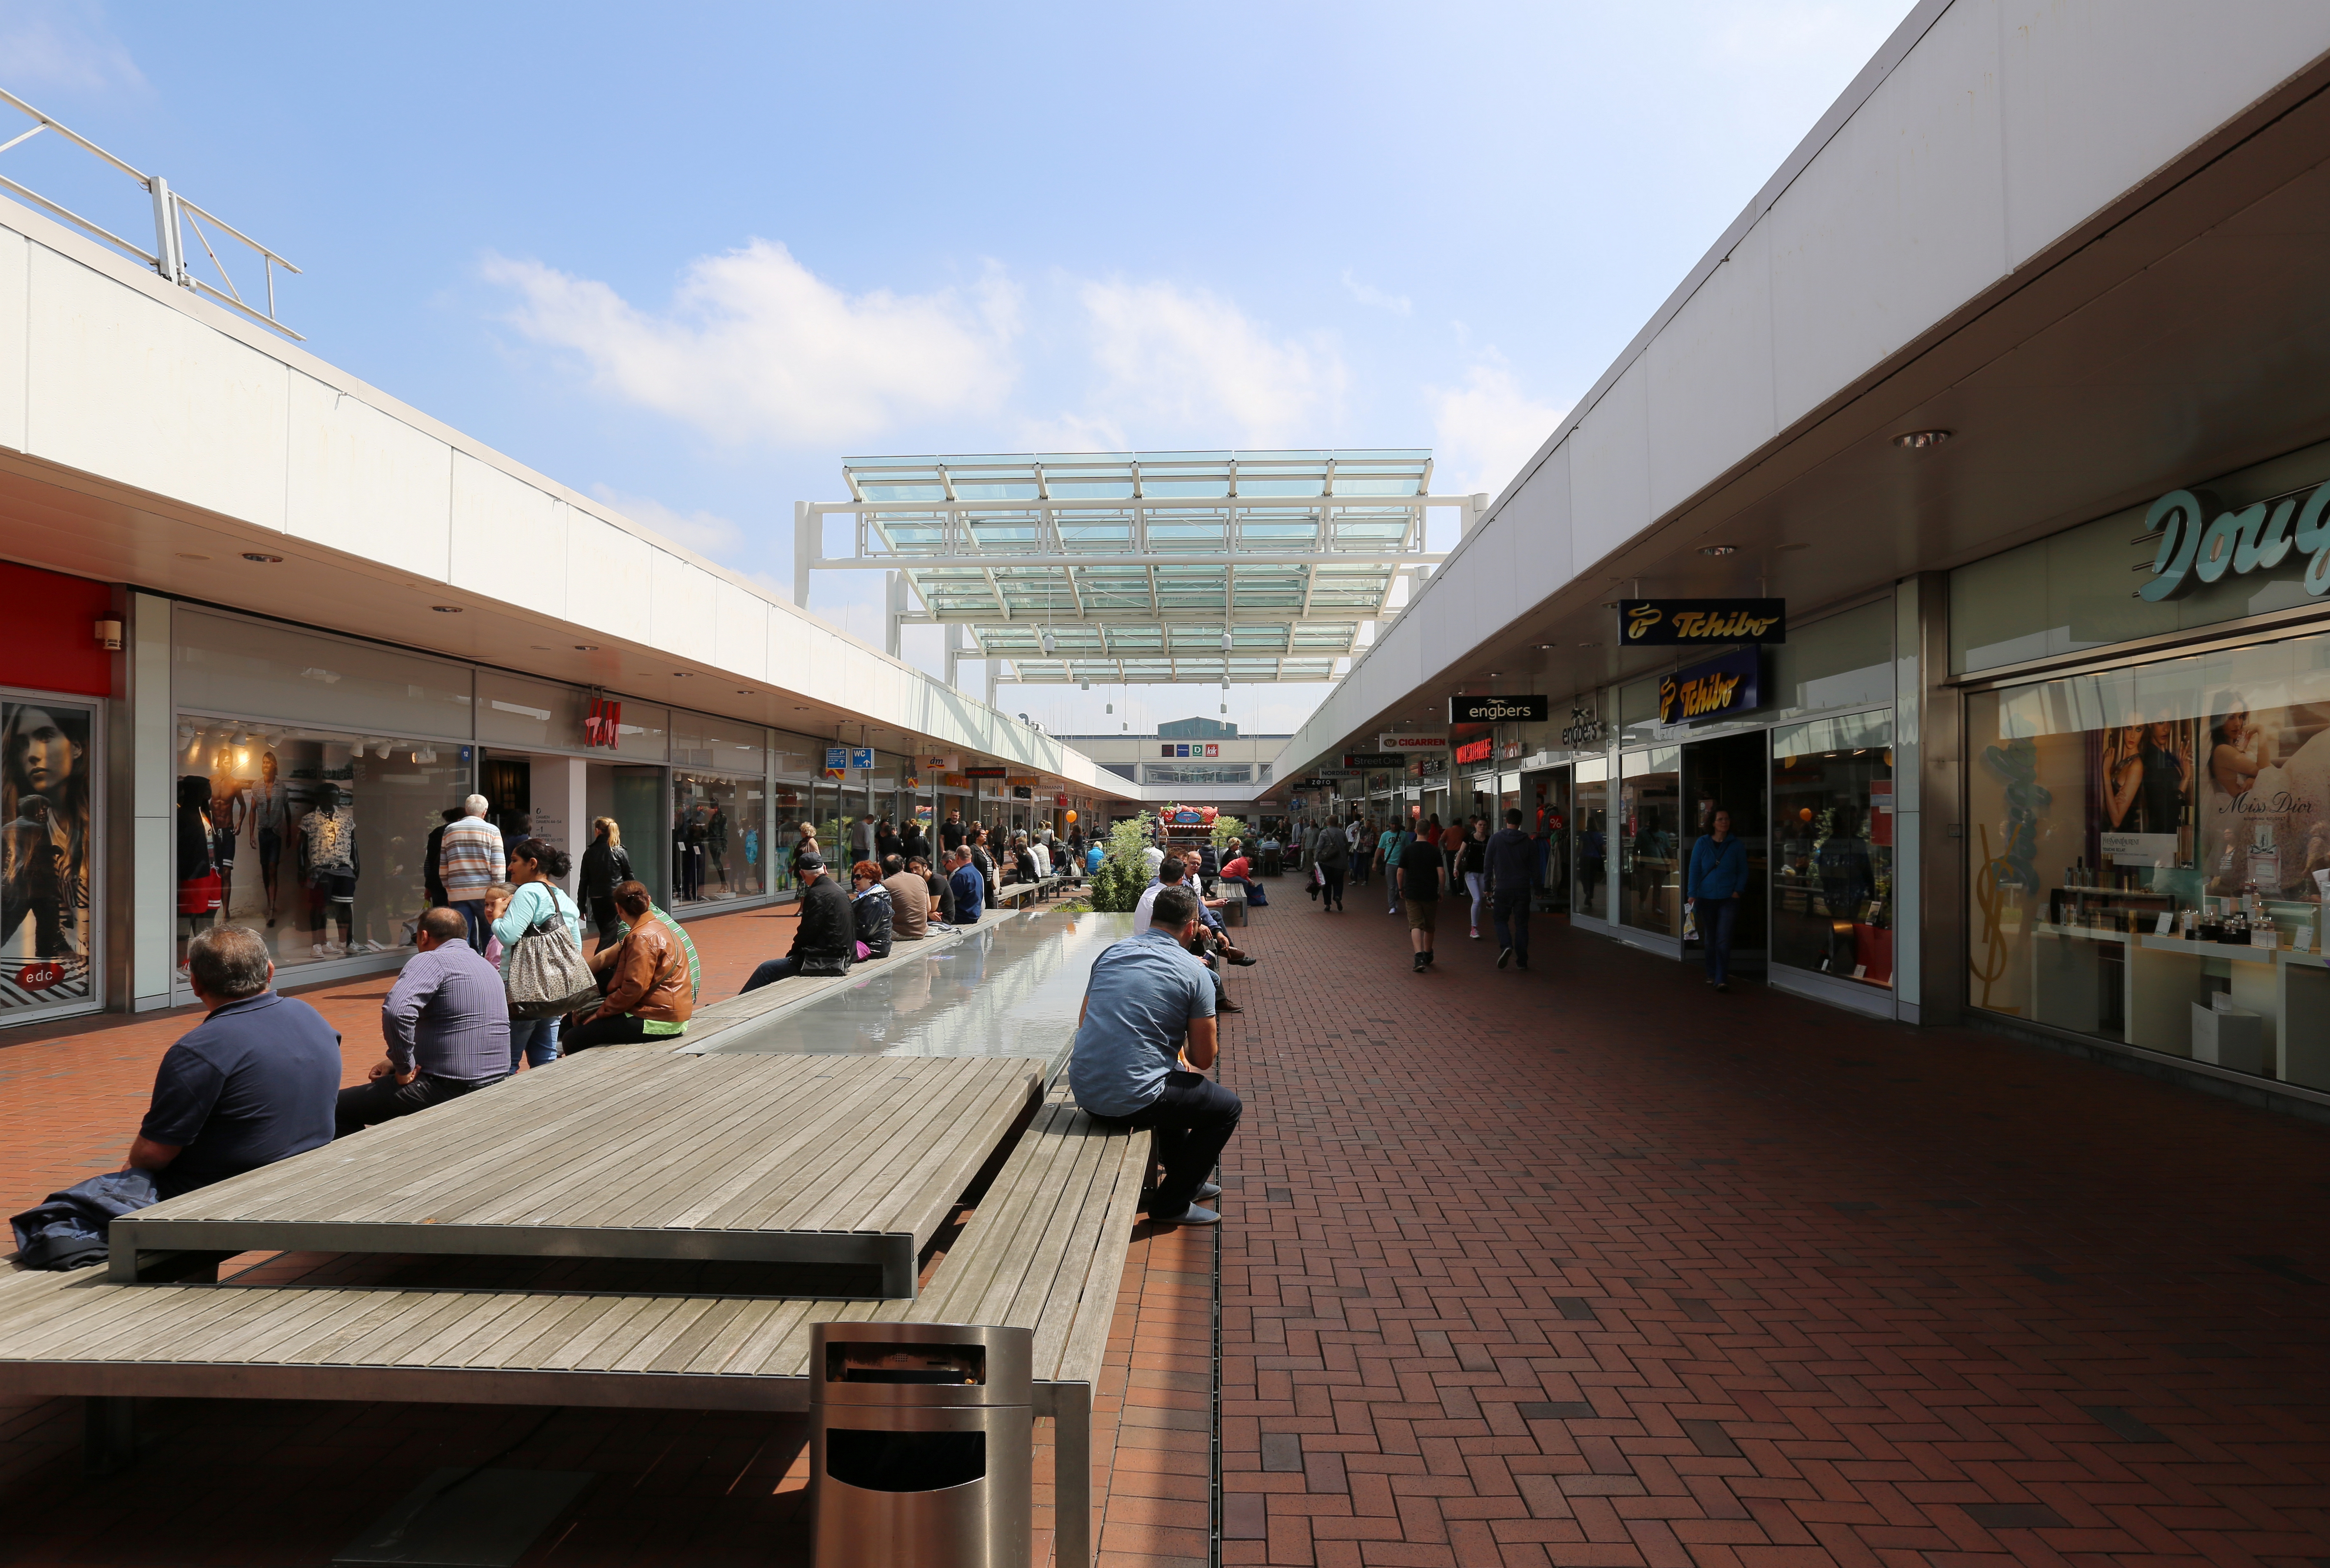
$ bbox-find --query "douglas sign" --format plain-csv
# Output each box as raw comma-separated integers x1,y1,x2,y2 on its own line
2138,483,2330,600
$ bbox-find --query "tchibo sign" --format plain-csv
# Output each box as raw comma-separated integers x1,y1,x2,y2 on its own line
2139,483,2330,600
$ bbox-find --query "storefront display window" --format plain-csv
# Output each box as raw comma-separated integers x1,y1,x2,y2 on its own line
672,771,763,904
1573,759,1608,921
176,715,469,980
1619,747,1681,936
1964,627,2330,1086
1,693,99,1019
1771,712,1894,988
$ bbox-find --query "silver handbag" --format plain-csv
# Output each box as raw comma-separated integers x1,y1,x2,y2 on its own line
505,889,600,1019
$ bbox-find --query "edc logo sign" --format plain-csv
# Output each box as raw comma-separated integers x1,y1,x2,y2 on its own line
2139,484,2330,600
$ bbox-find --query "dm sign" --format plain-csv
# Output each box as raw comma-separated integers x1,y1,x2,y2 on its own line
1657,649,1763,725
2137,484,2330,600
1620,599,1786,646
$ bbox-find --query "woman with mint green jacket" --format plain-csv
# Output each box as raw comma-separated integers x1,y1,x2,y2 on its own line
488,838,584,1069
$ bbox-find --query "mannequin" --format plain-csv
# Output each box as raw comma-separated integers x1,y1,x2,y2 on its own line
299,779,360,958
248,749,287,925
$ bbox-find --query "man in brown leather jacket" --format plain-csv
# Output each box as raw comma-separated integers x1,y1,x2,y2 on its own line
562,881,693,1052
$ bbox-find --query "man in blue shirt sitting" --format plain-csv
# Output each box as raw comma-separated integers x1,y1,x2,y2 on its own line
947,845,985,926
129,924,341,1199
1067,885,1239,1227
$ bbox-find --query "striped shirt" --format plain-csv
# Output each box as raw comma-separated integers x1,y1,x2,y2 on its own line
381,938,509,1081
438,816,506,899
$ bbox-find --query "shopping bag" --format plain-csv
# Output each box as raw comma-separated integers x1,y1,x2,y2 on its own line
1680,902,1699,943
505,890,600,1019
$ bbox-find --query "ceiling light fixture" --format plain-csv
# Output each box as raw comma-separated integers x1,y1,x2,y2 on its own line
1699,544,1738,556
574,644,599,651
431,605,462,613
1892,429,1952,450
241,552,283,563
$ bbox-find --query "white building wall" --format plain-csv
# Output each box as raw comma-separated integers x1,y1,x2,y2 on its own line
1277,0,2330,783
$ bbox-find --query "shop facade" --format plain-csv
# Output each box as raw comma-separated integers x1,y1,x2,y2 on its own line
1953,441,2330,1102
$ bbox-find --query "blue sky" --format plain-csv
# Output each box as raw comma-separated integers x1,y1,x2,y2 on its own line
4,0,1914,736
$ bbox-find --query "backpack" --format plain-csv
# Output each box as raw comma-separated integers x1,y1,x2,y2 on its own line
504,886,599,1019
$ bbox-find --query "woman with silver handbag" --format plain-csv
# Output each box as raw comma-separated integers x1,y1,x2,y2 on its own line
487,838,597,1069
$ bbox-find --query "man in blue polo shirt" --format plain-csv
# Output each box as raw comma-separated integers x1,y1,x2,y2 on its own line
128,925,341,1199
1068,884,1239,1226
947,845,985,926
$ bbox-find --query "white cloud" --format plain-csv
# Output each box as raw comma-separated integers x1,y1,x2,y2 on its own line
1341,269,1411,316
484,240,1020,448
1426,360,1570,499
589,484,744,559
0,1,144,93
1070,279,1346,449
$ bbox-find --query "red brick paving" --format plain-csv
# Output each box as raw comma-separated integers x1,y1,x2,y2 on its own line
12,883,2330,1565
1218,898,2330,1567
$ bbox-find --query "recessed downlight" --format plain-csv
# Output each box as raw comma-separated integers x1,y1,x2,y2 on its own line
431,605,462,613
241,552,283,563
574,644,599,651
1893,429,1952,450
1699,544,1738,556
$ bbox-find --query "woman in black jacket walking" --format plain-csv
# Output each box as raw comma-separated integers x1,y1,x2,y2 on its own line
579,817,632,950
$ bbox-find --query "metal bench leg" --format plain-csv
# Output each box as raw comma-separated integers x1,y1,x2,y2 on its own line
84,1396,135,1477
1055,1383,1092,1568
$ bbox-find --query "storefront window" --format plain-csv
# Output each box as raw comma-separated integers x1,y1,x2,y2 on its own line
1620,747,1681,936
1771,712,1894,988
1,692,99,1019
1965,628,2330,1086
1573,760,1608,921
672,772,764,905
177,716,468,979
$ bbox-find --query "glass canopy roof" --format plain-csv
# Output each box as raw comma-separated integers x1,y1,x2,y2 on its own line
815,451,1460,684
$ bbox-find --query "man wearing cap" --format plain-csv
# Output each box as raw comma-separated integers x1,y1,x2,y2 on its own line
741,849,856,991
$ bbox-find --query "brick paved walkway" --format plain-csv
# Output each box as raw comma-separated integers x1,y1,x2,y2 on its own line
1217,895,2330,1567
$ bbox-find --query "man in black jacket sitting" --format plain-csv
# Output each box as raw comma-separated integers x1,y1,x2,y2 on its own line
740,851,856,992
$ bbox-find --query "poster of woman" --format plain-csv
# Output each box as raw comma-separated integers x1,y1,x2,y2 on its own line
0,698,95,1011
2194,689,2330,898
2094,712,2194,872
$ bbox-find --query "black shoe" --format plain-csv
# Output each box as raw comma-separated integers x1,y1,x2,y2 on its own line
1715,981,1729,992
1228,953,1258,967
1497,946,1512,970
1413,953,1427,972
1218,997,1245,1013
1515,958,1528,970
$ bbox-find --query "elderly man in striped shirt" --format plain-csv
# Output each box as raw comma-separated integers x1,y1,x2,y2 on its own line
437,793,506,952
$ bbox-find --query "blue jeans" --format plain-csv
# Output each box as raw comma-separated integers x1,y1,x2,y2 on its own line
1491,889,1530,963
1699,896,1740,984
508,1014,559,1071
452,897,488,953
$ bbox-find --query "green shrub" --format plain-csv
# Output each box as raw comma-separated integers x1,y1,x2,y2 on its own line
1088,813,1156,912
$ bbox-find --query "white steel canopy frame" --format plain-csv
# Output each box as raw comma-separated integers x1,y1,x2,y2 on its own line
798,451,1482,689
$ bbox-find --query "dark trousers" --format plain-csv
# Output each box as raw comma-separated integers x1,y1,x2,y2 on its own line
1490,888,1531,962
1319,865,1344,908
1700,896,1740,984
335,1071,501,1136
588,896,620,945
1109,1071,1241,1219
742,956,804,993
561,1012,655,1052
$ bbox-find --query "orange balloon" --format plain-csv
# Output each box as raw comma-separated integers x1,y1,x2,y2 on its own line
1799,807,1813,822
1065,810,1078,823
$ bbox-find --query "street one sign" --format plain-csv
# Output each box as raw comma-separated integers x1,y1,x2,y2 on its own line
1341,752,1408,769
1446,695,1549,724
1618,599,1786,646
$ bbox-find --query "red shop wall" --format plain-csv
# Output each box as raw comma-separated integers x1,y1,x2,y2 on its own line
0,561,115,698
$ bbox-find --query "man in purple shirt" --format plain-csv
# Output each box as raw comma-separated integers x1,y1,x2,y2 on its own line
335,907,510,1135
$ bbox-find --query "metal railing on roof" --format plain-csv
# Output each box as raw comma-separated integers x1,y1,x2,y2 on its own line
0,86,302,340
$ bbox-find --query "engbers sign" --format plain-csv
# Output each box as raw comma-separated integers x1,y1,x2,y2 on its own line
1447,695,1549,724
1620,599,1786,646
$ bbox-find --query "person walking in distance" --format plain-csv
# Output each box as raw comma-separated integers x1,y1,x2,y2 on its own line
1459,818,1488,940
1311,818,1348,911
1685,807,1750,992
438,795,506,954
1398,821,1446,972
1483,808,1536,970
1381,819,1409,915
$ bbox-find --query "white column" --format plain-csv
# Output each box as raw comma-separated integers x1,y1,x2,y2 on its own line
130,592,173,1010
529,756,589,900
793,500,815,610
884,571,906,659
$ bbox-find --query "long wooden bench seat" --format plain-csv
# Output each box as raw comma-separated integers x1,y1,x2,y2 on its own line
630,920,981,1053
0,1086,1148,1566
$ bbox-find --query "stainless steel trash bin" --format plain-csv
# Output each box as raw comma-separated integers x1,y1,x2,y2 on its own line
810,1322,1033,1568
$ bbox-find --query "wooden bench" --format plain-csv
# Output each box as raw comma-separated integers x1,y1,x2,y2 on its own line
0,1086,1146,1566
667,921,982,1053
111,1053,1043,1299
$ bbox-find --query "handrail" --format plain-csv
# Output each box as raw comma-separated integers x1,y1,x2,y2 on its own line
0,85,302,340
